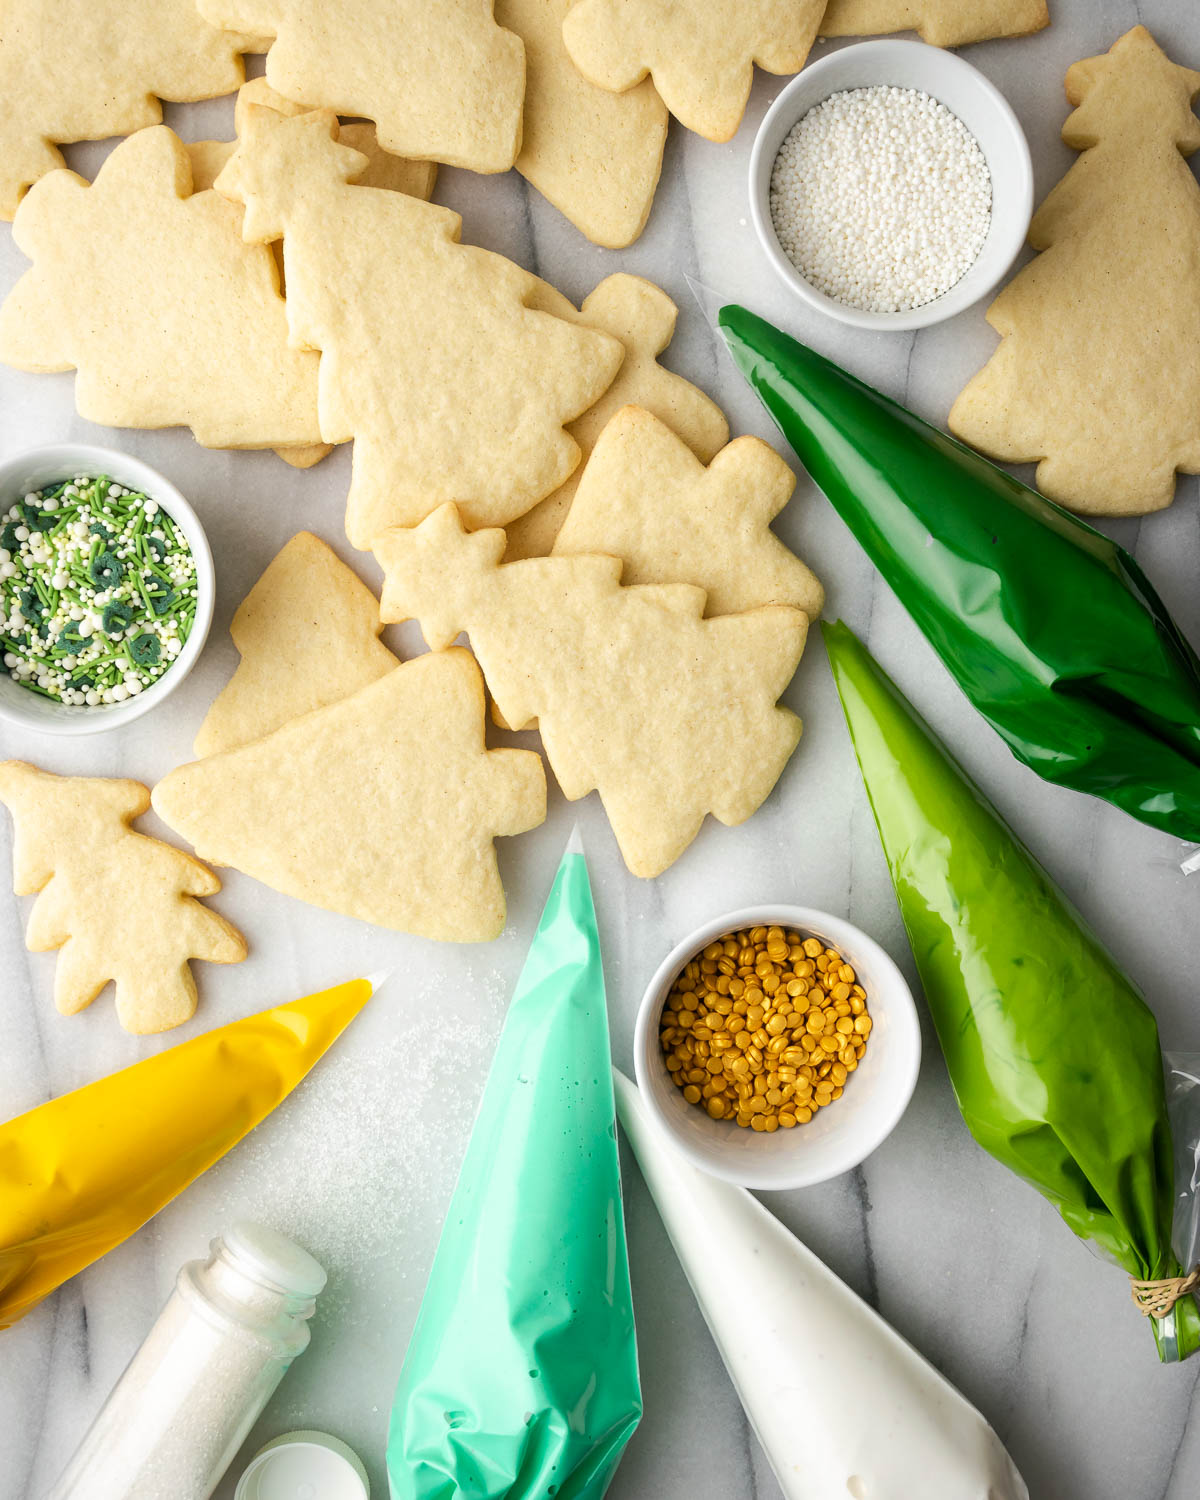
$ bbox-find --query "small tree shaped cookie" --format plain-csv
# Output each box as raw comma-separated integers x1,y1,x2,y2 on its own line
950,26,1200,516
496,0,668,247
195,531,399,757
0,126,325,452
820,1,1049,48
154,651,546,943
505,274,729,560
0,0,261,220
232,78,439,202
554,406,824,618
374,505,808,877
199,0,525,173
216,106,624,548
0,762,247,1035
561,0,825,142
186,82,439,469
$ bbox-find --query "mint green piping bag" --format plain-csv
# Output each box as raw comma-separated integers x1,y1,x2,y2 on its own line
387,830,642,1499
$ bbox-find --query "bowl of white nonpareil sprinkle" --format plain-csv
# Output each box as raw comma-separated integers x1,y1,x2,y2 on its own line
750,40,1033,331
0,443,214,737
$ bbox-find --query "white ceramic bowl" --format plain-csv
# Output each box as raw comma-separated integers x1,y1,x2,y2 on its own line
749,40,1034,331
634,905,921,1190
0,443,214,737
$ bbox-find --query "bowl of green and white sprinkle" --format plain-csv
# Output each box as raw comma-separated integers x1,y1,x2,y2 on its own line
0,444,214,736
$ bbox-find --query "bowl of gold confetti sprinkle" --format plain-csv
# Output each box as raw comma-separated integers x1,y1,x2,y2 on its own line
634,905,921,1189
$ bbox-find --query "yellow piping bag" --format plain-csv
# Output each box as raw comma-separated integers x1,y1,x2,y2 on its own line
0,975,374,1329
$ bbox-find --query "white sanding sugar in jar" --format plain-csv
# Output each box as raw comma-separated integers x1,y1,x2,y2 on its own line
45,1224,326,1500
770,84,992,314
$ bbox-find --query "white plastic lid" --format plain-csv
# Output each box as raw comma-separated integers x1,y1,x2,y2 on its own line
224,1223,328,1299
234,1431,369,1500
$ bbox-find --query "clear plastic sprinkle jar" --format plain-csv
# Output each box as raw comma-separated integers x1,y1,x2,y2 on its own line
46,1224,327,1500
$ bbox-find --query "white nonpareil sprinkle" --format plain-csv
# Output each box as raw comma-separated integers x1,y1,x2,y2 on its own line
770,85,992,314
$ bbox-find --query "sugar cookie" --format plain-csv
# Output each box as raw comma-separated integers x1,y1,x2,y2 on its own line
0,0,262,220
195,532,398,757
561,0,825,142
216,106,624,548
375,505,807,878
820,1,1049,47
496,0,667,246
154,650,546,942
0,126,324,452
233,78,439,200
186,86,438,469
505,275,728,560
199,0,525,172
554,406,824,618
0,761,246,1035
949,26,1200,516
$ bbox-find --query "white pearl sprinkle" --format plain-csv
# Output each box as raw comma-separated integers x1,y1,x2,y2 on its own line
769,85,992,315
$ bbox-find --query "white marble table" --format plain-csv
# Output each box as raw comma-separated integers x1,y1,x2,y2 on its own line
3,3,1199,1496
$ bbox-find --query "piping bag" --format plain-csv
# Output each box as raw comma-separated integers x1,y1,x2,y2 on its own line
825,621,1200,1362
717,301,1200,844
387,831,641,1500
0,976,373,1330
614,1070,1026,1500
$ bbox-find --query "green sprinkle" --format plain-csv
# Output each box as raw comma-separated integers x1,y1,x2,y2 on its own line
127,632,161,666
89,550,123,588
1,475,194,708
101,601,134,636
57,623,88,653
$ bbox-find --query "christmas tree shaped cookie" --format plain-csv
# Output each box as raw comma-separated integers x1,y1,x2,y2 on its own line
215,106,624,548
190,80,439,202
820,0,1049,47
495,0,668,246
561,0,825,142
374,505,808,877
198,0,525,173
0,0,263,220
154,650,546,942
950,27,1200,516
0,762,246,1035
195,532,398,757
0,126,324,453
505,275,729,560
554,406,824,619
185,83,439,470
233,78,439,201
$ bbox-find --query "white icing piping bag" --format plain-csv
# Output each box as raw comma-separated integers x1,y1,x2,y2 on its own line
614,1069,1028,1500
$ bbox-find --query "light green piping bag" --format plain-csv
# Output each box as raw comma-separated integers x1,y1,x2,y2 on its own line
825,620,1198,1363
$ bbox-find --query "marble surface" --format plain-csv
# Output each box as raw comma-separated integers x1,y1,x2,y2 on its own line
3,2,1200,1496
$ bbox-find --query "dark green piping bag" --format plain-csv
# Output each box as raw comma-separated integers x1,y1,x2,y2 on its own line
719,302,1200,845
387,830,641,1498
825,619,1199,1363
